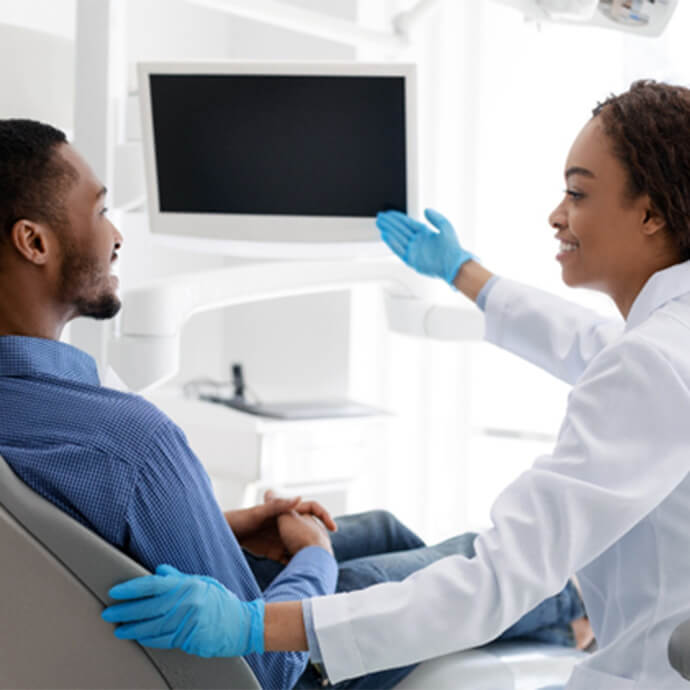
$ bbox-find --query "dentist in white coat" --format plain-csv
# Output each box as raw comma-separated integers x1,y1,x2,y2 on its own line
103,80,690,689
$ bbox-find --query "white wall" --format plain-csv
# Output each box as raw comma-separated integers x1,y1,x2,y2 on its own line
0,0,75,39
0,6,74,132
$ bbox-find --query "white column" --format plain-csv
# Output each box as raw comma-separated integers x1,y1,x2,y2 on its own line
71,0,128,370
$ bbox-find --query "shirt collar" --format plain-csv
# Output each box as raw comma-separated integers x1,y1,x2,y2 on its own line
0,335,100,385
626,260,690,331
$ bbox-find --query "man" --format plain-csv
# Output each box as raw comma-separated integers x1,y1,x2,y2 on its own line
0,119,590,689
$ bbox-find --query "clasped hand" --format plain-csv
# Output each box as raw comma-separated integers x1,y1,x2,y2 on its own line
225,489,336,561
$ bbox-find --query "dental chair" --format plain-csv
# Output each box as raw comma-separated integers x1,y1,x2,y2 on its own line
0,452,587,690
0,453,259,690
669,621,690,681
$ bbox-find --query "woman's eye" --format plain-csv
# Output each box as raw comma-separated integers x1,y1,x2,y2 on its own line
99,207,109,216
564,189,584,201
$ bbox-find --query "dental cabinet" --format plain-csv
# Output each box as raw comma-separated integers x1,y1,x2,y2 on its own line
145,388,391,515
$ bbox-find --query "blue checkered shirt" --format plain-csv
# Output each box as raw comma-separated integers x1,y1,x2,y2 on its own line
0,335,337,689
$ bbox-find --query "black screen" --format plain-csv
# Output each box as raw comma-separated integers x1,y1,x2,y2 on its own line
149,74,407,217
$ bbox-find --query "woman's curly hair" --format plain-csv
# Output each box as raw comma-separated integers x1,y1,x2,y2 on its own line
593,80,690,261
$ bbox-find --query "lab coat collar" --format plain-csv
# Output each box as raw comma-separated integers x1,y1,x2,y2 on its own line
626,260,690,331
0,335,100,385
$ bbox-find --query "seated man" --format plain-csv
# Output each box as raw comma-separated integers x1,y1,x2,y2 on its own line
0,119,591,690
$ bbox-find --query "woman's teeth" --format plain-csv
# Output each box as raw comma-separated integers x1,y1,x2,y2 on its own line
560,241,579,252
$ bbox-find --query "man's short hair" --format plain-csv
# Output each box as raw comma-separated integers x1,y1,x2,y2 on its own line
0,119,77,242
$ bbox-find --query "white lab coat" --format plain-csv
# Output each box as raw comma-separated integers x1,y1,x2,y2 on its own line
311,261,690,689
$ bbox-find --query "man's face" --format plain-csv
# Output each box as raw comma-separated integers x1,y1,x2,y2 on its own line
55,144,123,320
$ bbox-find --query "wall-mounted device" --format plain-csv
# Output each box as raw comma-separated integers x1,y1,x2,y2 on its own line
138,61,418,258
493,0,679,35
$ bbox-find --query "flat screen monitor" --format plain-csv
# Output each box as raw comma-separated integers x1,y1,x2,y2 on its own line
138,61,418,258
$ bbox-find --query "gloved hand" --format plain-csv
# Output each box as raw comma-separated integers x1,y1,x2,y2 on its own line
101,564,265,658
376,208,476,285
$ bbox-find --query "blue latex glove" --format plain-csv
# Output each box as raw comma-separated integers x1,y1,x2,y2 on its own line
101,564,265,658
376,208,476,285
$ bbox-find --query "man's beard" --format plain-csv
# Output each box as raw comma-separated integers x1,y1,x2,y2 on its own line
60,247,121,320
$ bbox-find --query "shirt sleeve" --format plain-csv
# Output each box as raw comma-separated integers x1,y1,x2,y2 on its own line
475,274,499,311
302,598,325,663
123,418,327,690
264,545,338,602
309,333,690,683
483,277,624,384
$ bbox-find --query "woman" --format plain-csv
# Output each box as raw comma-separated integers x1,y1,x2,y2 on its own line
102,80,690,689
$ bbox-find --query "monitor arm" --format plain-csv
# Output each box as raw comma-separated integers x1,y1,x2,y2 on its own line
108,260,484,392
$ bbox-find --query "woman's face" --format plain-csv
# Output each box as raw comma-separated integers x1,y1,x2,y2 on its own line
548,117,657,299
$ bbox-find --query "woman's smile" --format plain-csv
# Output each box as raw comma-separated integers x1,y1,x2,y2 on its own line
555,236,580,262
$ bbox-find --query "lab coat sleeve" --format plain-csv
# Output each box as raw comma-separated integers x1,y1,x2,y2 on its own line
484,278,624,384
310,332,690,683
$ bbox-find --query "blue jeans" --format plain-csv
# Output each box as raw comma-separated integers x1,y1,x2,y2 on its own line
244,510,585,690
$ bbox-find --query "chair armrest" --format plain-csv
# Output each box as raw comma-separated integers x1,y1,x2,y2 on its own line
668,620,690,680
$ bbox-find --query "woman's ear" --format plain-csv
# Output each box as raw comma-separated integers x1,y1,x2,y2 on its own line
10,220,53,265
640,202,666,237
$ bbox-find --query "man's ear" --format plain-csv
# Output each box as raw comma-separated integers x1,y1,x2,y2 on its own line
10,219,54,265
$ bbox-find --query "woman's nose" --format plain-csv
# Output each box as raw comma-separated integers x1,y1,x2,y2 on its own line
549,201,566,231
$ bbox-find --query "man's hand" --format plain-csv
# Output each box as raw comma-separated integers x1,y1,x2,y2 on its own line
277,509,334,557
227,495,300,562
225,490,336,562
225,494,301,540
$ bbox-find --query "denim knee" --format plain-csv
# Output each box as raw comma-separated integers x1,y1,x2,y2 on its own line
368,510,425,549
367,510,398,531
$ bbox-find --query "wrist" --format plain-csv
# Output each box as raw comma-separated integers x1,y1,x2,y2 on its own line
246,599,266,655
299,542,334,558
290,539,334,558
224,507,255,537
445,250,476,285
264,601,308,652
452,260,494,301
214,597,266,657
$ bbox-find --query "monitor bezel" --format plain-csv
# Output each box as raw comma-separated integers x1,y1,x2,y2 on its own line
137,60,419,257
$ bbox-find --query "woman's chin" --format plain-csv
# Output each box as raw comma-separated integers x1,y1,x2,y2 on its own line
560,269,580,287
